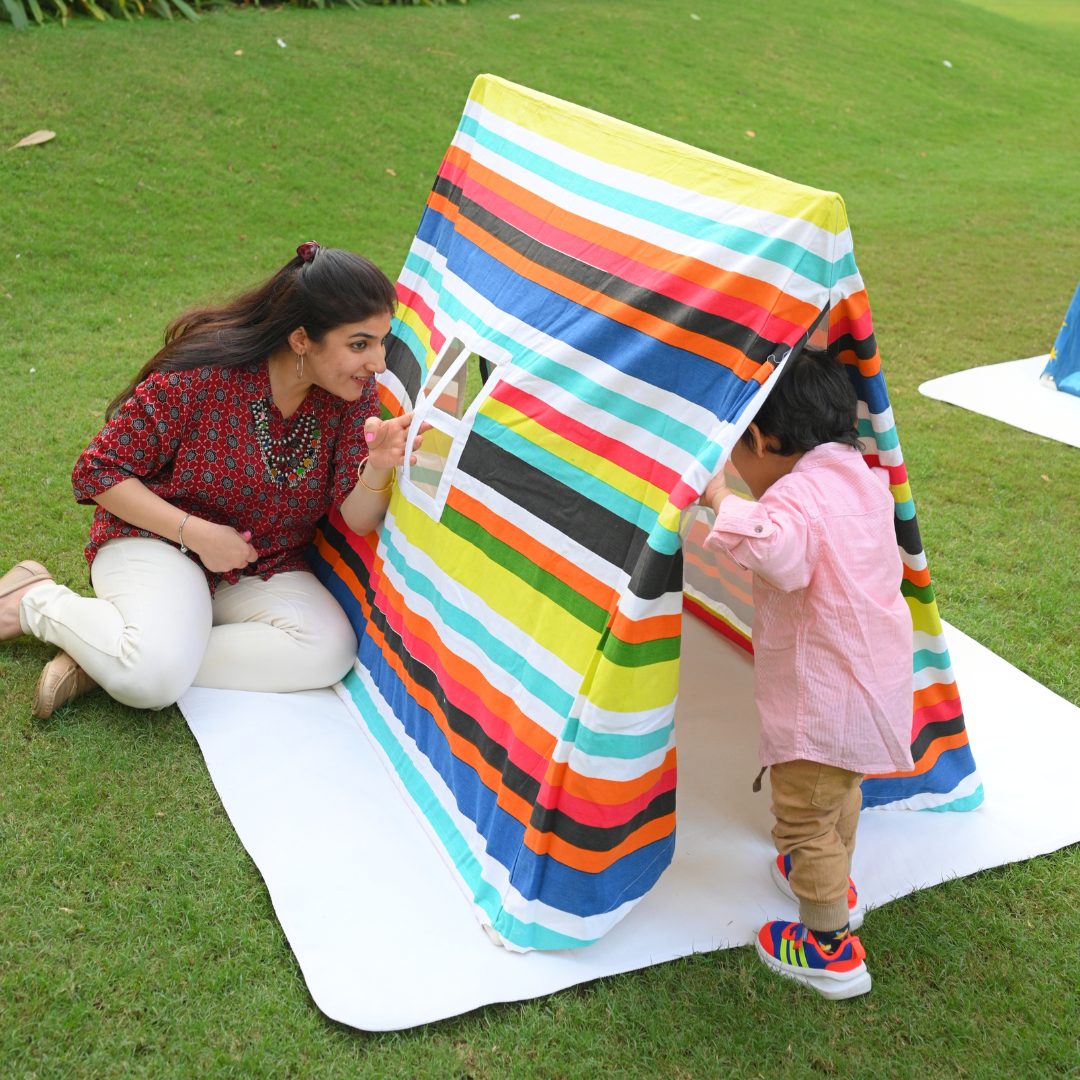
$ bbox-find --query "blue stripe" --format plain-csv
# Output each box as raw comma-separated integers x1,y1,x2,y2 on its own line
846,367,892,417
405,246,712,458
860,745,979,809
460,113,856,288
414,209,767,427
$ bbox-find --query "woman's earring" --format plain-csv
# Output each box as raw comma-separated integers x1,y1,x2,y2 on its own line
296,352,305,380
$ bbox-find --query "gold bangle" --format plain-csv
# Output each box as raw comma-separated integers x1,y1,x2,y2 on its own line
358,464,395,494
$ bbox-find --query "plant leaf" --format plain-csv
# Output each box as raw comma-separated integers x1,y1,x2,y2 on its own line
25,0,43,23
49,0,69,17
80,0,110,20
168,0,199,21
1,0,29,30
152,0,171,17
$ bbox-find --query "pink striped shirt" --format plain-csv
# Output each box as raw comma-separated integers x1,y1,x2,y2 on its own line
704,442,914,774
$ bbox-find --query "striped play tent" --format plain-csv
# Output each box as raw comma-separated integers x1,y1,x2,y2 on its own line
308,75,982,951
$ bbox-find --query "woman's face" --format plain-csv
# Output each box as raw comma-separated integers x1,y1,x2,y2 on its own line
297,312,394,401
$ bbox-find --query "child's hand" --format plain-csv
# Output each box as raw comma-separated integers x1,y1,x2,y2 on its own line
703,470,732,515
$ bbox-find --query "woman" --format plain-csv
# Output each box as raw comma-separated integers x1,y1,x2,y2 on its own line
0,242,422,719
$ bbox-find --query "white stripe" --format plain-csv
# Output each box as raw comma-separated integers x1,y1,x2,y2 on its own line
913,630,950,654
463,99,847,264
553,729,676,781
683,582,754,639
900,549,928,573
914,664,956,692
857,401,896,431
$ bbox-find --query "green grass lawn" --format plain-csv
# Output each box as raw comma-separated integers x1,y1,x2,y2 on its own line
2,0,1079,1076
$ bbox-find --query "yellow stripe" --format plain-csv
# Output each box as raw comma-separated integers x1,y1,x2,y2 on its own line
585,655,680,714
469,75,849,234
890,480,913,505
481,397,669,514
393,499,601,675
395,304,437,376
907,595,943,637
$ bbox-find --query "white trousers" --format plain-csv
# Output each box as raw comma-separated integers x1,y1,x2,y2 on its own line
19,538,358,710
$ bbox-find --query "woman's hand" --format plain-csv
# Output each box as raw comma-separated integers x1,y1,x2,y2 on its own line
363,412,431,470
183,518,259,574
703,469,733,516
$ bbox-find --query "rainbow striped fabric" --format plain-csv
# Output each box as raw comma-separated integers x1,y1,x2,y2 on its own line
308,75,982,951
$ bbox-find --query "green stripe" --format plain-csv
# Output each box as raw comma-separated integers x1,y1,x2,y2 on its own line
600,627,681,668
442,503,610,633
901,578,935,605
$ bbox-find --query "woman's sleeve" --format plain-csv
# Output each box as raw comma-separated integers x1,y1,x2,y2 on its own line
703,486,817,593
329,377,381,508
71,372,188,504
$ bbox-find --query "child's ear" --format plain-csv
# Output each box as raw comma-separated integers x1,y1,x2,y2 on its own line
747,423,769,458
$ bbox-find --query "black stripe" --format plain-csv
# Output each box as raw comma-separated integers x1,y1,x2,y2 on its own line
319,517,674,853
894,513,923,557
528,787,676,852
384,332,423,408
629,546,683,603
459,431,649,575
831,330,879,363
910,713,967,764
433,174,783,364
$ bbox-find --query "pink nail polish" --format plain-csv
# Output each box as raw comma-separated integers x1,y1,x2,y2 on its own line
365,432,375,443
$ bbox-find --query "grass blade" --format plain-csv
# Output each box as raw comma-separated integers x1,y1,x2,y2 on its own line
1,0,29,29
168,0,199,21
152,0,171,17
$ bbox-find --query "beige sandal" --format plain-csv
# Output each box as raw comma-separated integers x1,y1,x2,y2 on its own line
0,560,54,641
32,652,98,720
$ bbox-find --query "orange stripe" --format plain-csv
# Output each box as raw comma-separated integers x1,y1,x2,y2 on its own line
429,190,765,382
446,486,617,612
609,609,682,645
872,732,969,779
913,680,960,713
522,810,676,873
903,564,931,589
541,747,678,807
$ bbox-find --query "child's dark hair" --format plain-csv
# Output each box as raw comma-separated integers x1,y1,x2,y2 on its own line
742,346,861,456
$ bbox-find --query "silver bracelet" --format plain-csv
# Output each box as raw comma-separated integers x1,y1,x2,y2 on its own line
178,513,192,554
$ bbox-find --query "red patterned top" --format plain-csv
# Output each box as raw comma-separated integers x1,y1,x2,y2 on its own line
72,360,380,588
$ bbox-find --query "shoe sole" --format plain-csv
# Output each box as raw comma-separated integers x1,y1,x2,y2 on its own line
756,938,872,1000
770,859,864,932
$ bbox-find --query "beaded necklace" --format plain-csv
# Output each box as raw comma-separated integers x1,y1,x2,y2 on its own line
250,398,322,487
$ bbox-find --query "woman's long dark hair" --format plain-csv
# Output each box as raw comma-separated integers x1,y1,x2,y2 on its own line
107,245,398,419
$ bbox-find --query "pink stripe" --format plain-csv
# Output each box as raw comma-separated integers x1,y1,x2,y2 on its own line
668,479,701,510
490,381,682,493
395,285,446,358
533,766,677,829
862,455,908,486
372,582,552,783
683,595,754,654
459,173,810,347
911,695,963,740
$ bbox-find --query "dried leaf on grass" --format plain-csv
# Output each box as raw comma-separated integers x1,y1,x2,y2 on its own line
11,130,56,150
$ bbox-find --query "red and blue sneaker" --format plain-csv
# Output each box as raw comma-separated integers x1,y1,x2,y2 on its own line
756,920,872,999
771,854,863,931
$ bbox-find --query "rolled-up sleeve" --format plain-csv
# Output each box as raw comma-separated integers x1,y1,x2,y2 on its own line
703,488,816,593
72,372,187,504
330,377,381,508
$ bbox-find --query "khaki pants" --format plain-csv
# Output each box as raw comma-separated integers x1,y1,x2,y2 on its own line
770,759,865,933
20,537,357,710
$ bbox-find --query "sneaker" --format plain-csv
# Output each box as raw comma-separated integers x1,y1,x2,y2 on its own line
771,854,863,931
756,920,872,1000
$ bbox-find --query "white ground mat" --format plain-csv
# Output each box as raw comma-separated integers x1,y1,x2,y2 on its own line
178,617,1080,1031
919,354,1080,448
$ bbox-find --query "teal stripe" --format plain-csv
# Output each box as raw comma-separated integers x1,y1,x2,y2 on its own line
858,418,899,452
647,520,682,556
560,716,674,759
473,413,660,533
894,498,915,521
913,648,953,674
342,669,593,949
381,526,576,718
921,784,985,813
461,114,857,288
390,317,428,369
403,249,709,458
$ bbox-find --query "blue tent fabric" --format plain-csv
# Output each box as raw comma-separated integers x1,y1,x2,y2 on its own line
1043,279,1080,397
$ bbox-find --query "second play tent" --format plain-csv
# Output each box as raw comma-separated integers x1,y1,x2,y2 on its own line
309,76,982,951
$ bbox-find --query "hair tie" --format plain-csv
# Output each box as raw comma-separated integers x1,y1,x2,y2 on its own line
297,241,320,263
